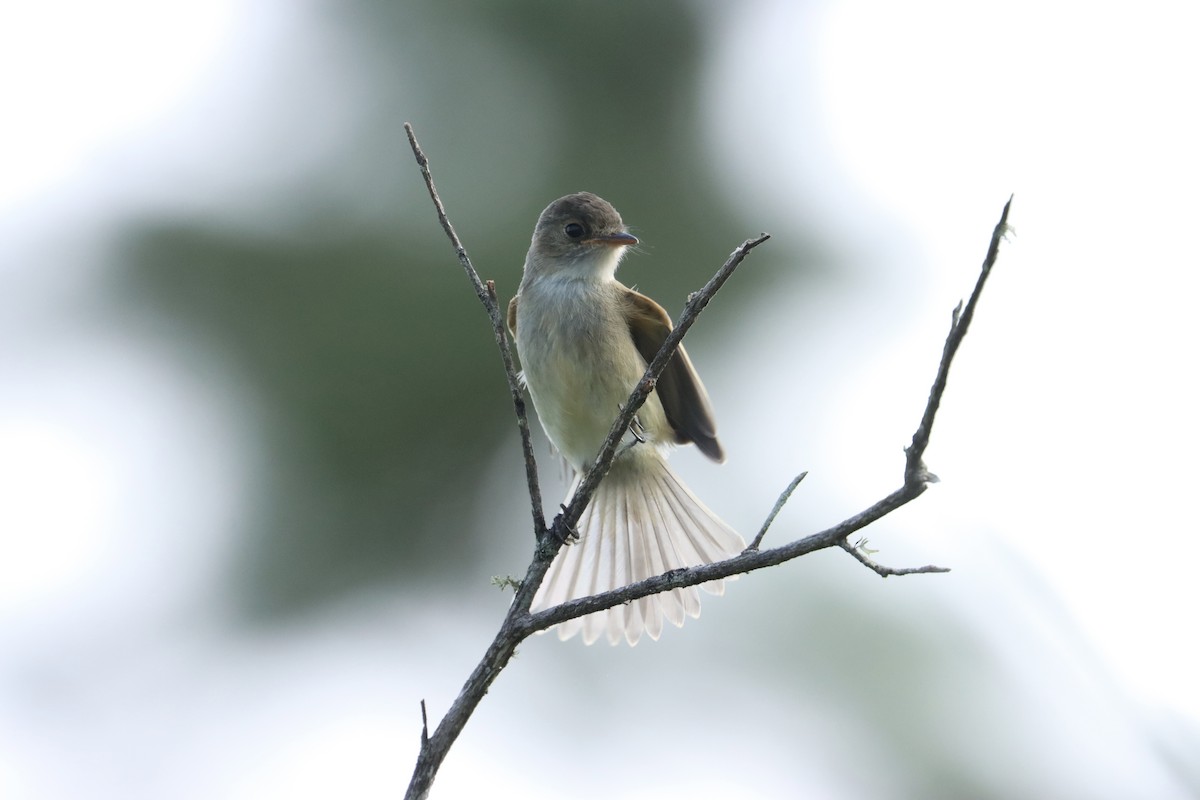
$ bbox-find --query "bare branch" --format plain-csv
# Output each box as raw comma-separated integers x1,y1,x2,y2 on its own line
523,486,928,632
419,700,429,748
906,195,1012,480
405,123,546,537
839,539,951,577
748,472,807,551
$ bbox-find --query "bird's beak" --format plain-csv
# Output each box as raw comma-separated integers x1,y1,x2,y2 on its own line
585,231,639,247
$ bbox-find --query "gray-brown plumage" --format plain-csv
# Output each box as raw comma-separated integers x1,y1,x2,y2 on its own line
508,192,743,645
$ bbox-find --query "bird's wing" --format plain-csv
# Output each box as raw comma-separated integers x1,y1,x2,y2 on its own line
621,286,724,462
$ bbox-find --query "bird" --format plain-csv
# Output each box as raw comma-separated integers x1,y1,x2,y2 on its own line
507,192,743,645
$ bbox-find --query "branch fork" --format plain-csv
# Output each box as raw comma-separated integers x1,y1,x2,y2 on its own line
403,121,1011,799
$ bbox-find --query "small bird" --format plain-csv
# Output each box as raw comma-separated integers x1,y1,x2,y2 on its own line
508,192,744,645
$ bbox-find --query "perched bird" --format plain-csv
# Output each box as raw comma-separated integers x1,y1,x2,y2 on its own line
508,192,743,645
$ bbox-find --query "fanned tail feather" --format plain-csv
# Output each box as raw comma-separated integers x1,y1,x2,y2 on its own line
531,450,743,645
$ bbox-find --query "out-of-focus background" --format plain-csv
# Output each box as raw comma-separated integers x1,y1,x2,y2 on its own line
3,1,1198,797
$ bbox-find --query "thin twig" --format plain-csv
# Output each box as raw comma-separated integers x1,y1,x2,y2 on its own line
838,539,951,577
906,195,1012,480
405,123,546,536
420,700,429,748
747,472,807,551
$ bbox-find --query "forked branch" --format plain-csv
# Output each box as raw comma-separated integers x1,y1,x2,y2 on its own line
402,122,1011,800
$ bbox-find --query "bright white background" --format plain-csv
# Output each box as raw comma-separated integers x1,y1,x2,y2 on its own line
705,0,1200,722
3,1,1198,798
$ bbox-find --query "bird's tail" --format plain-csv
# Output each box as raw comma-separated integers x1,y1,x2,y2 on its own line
531,450,744,645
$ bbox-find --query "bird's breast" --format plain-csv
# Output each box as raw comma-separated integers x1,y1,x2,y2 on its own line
515,277,669,469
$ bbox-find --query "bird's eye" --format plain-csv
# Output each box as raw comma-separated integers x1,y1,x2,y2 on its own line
564,222,585,239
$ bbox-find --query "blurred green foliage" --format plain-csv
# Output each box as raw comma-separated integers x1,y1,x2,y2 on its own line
114,0,809,622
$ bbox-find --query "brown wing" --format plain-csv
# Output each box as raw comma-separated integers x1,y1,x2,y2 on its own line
507,295,518,338
621,286,724,462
